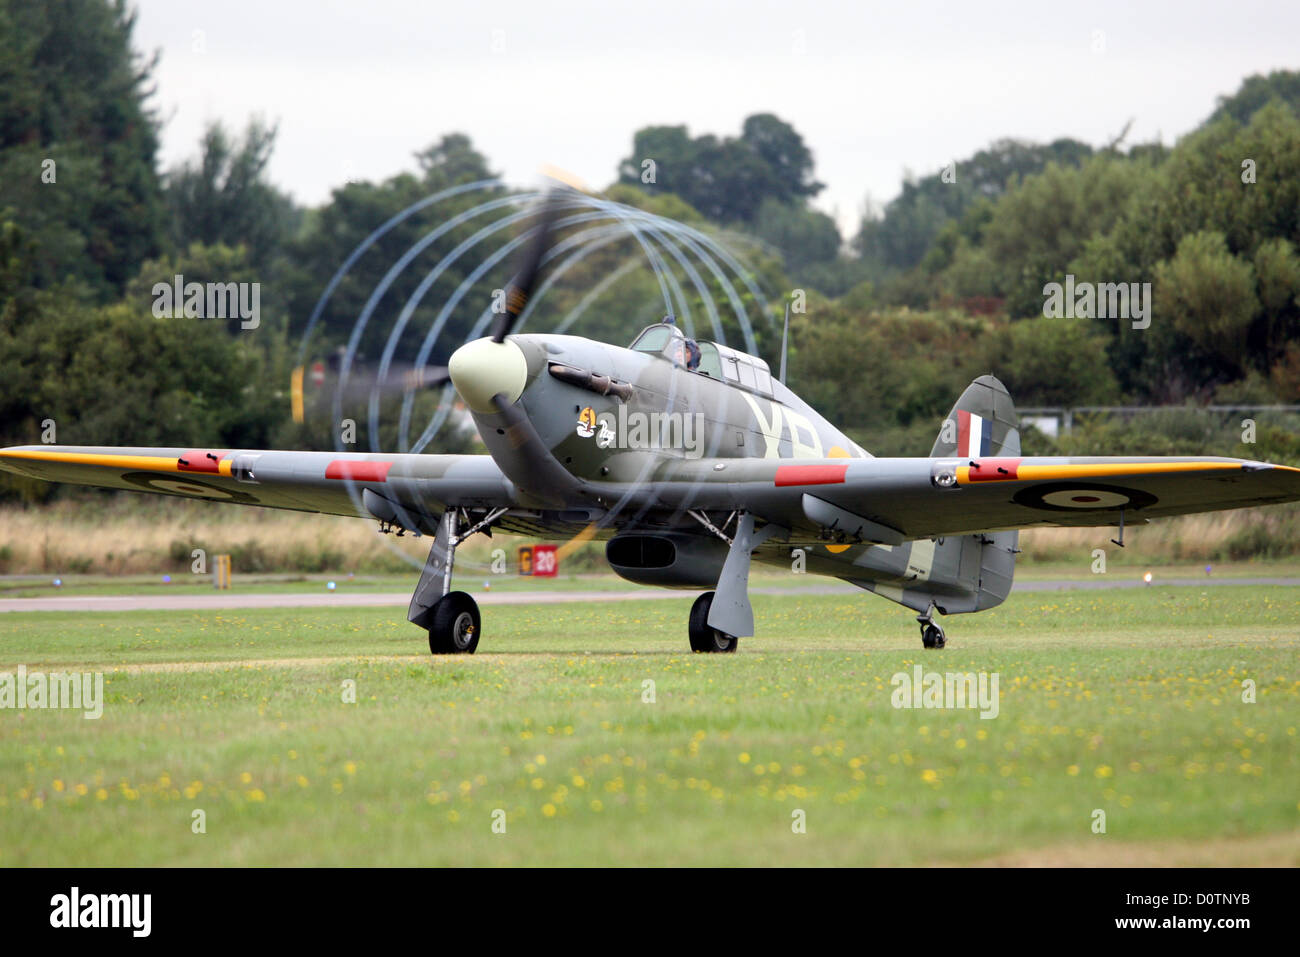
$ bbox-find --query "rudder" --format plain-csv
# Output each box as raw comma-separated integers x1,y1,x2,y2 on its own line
931,374,1020,459
932,375,1020,612
845,375,1022,616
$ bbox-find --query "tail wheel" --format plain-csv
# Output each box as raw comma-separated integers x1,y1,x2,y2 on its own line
920,622,946,650
688,592,738,653
428,591,481,654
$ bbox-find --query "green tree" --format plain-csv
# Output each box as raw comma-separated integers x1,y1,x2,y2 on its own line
1156,230,1259,375
284,133,501,360
3,287,277,451
1208,70,1300,125
981,316,1120,406
164,119,300,271
1254,237,1300,366
126,241,276,337
0,0,164,297
617,114,823,224
740,113,824,206
752,198,840,272
965,155,1155,317
855,137,1094,275
789,305,989,447
0,220,46,447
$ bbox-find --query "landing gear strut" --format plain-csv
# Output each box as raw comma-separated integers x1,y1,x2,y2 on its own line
917,603,946,650
686,511,787,653
688,592,738,653
407,507,504,655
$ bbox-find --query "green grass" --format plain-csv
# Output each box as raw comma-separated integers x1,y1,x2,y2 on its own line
1,585,1298,865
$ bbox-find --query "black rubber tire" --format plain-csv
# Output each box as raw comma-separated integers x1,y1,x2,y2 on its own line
688,592,738,653
428,591,481,654
921,622,946,650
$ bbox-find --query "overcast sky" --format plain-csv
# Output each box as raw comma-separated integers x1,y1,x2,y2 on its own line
133,0,1300,235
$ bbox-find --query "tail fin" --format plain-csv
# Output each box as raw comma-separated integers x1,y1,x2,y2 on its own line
931,374,1020,458
929,375,1020,613
843,375,1022,616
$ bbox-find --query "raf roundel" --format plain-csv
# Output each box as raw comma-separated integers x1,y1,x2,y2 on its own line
1040,489,1131,509
1013,481,1158,513
120,471,260,505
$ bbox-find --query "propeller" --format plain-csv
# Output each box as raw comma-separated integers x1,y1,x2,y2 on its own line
489,192,562,343
339,362,453,404
291,360,451,423
379,363,451,393
291,191,563,424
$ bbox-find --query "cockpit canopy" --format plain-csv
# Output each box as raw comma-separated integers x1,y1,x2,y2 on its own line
629,323,773,396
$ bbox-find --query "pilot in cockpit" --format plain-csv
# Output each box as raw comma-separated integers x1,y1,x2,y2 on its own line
668,334,702,371
644,316,702,372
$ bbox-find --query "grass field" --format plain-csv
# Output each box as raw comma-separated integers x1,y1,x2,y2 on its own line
1,585,1298,866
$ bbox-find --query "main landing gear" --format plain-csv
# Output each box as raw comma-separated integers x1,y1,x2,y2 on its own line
684,511,787,653
688,592,738,653
917,603,946,650
425,591,481,654
407,507,505,655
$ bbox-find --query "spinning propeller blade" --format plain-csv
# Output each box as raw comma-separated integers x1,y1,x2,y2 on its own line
489,193,562,343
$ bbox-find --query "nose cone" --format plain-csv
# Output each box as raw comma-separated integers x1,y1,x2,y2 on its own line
449,337,529,413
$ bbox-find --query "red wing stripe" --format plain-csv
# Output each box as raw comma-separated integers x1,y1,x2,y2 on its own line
178,450,227,473
774,464,849,487
966,457,1022,482
325,461,392,482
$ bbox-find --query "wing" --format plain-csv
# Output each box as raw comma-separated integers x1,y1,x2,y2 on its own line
647,454,1300,542
0,445,516,531
9,445,1298,543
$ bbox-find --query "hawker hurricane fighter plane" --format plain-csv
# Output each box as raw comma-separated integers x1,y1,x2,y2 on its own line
4,195,1299,653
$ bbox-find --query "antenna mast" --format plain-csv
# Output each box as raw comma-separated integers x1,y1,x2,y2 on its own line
779,301,791,385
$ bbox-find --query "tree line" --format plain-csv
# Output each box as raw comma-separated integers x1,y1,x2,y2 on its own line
2,0,1298,507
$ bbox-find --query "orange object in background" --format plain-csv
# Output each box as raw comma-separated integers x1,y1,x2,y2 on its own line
213,553,231,589
516,545,557,577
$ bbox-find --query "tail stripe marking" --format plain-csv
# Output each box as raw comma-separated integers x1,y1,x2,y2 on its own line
956,410,972,456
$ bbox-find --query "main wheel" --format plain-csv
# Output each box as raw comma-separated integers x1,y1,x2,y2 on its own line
427,591,481,654
688,592,738,653
920,622,946,650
